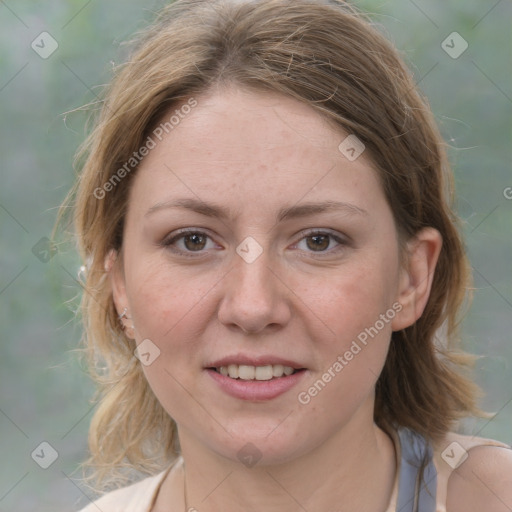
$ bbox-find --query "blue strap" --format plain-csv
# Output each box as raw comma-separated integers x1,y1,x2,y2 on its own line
395,427,437,512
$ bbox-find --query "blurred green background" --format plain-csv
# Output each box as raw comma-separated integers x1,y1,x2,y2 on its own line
0,0,510,510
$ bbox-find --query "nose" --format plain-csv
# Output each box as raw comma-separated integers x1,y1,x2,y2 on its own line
217,245,292,335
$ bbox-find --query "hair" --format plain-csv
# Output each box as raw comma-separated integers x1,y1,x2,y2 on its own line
56,0,495,493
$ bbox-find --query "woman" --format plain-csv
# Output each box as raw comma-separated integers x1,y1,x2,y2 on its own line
60,0,512,510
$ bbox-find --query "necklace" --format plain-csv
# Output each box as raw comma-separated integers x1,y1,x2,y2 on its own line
183,461,188,511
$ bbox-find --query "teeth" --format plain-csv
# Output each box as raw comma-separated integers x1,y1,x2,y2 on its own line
272,364,284,377
255,366,273,380
227,364,239,378
238,365,255,380
217,364,298,380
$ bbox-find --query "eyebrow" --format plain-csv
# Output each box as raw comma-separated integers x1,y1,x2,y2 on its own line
145,197,367,222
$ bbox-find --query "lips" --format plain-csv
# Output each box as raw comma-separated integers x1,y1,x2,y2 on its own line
204,353,308,401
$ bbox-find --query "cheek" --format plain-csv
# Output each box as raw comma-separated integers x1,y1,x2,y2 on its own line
123,260,212,421
124,256,214,342
294,253,399,392
294,266,396,417
304,259,398,338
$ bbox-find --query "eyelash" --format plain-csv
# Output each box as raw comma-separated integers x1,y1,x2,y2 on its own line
160,228,348,259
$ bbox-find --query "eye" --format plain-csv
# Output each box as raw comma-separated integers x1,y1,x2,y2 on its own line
161,229,218,257
293,230,347,255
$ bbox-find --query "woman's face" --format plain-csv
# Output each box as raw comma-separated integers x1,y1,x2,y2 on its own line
110,85,433,465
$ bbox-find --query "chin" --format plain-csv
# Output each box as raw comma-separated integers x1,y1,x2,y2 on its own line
206,426,315,468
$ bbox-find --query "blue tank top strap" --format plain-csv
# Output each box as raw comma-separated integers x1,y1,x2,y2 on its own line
395,427,437,512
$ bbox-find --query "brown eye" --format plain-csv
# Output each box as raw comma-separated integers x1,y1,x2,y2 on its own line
294,230,347,256
182,233,207,251
162,229,216,257
306,234,330,251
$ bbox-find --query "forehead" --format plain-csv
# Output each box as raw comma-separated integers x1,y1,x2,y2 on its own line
128,86,385,219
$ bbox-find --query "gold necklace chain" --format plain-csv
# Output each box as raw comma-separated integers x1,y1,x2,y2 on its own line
183,462,188,511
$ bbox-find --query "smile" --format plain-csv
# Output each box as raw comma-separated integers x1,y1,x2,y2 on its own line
213,364,300,380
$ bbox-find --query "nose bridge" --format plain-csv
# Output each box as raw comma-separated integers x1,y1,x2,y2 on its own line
218,237,290,332
232,240,277,306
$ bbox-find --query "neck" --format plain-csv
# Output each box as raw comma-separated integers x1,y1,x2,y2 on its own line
172,409,396,512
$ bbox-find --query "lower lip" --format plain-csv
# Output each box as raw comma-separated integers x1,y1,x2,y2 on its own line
205,368,307,401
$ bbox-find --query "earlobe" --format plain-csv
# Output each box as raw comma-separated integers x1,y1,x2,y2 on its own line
391,227,443,331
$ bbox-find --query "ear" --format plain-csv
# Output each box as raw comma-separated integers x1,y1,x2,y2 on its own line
105,249,133,336
391,227,443,331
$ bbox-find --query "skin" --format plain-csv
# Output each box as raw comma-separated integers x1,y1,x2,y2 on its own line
108,84,442,512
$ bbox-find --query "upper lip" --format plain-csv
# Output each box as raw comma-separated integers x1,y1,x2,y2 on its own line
206,354,306,369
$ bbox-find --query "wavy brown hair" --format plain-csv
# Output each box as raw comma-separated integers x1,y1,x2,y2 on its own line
56,0,494,492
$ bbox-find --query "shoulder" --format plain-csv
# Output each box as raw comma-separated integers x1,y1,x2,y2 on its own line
76,469,168,512
438,431,512,512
